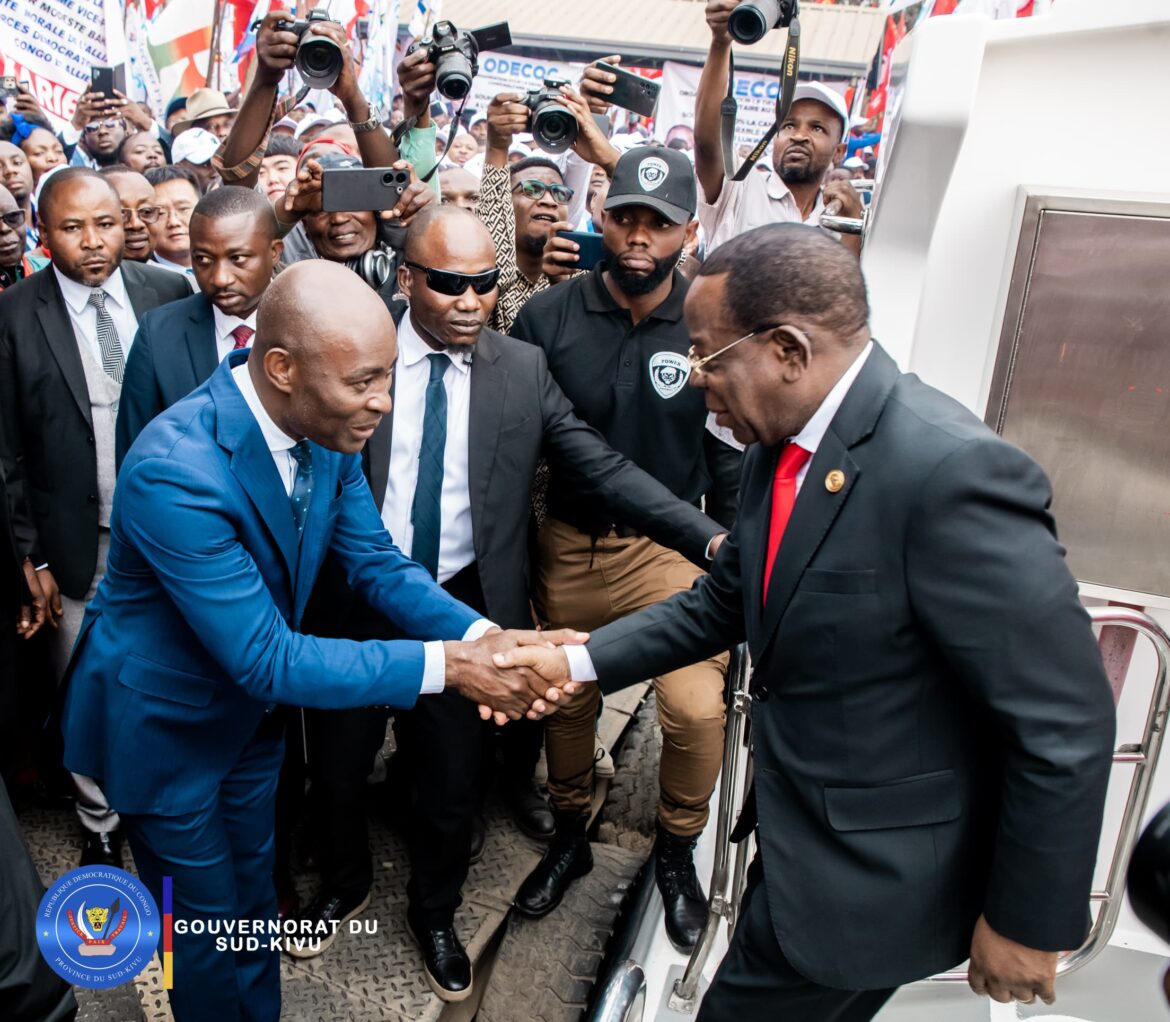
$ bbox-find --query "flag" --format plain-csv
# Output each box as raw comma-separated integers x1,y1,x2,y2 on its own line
358,0,401,113
147,0,216,101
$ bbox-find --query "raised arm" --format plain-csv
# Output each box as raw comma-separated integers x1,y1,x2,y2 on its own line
694,0,739,205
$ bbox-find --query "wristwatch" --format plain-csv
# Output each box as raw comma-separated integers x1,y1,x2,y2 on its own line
349,110,383,134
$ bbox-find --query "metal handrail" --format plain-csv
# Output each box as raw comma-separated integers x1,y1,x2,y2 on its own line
592,960,647,1022
668,644,753,1012
929,606,1170,982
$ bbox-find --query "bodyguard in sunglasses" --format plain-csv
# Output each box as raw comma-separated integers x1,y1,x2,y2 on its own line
297,204,727,1000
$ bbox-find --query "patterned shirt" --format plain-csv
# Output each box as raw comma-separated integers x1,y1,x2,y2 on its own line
476,163,551,335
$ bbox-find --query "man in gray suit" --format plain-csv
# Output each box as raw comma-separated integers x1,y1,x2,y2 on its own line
300,206,728,1000
499,223,1116,1020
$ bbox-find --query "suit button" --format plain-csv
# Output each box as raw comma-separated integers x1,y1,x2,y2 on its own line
87,494,97,504
86,435,95,445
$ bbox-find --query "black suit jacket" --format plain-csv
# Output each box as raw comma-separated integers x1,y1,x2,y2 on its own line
310,324,721,636
116,291,218,469
0,262,191,598
586,343,1116,990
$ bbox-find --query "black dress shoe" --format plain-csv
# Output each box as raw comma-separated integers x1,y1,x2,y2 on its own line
285,889,370,959
79,829,123,868
655,824,708,952
514,811,592,918
407,912,472,1002
470,814,486,864
505,776,555,841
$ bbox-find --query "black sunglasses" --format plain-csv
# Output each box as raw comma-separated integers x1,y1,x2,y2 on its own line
404,261,500,296
0,210,25,230
511,179,574,204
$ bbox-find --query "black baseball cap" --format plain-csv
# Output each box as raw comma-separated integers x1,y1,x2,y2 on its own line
604,146,697,226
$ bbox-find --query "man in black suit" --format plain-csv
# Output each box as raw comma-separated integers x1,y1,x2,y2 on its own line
299,206,726,1001
0,167,190,866
116,186,283,465
498,223,1117,1019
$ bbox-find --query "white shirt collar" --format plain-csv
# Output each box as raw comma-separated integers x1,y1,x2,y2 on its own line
400,311,472,374
230,360,298,453
762,167,826,222
212,305,258,346
153,253,194,276
790,340,874,455
54,265,130,315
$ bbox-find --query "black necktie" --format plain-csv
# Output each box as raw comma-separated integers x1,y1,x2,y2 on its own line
409,353,450,579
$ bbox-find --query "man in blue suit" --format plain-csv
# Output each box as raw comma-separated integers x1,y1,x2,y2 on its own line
115,186,284,468
61,260,582,1022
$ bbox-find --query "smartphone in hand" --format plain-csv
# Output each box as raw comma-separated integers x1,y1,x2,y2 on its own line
555,229,605,271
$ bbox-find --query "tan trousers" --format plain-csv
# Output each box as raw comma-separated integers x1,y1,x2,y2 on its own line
534,518,728,837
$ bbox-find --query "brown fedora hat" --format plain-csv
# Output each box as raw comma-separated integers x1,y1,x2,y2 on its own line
173,88,235,134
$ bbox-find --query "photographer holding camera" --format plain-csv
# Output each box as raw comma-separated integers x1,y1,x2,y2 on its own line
693,0,862,255
477,78,620,333
214,10,438,195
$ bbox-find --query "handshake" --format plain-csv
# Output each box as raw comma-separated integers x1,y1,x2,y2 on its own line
444,627,583,725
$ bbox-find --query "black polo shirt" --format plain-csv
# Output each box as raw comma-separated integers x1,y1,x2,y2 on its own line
511,263,711,538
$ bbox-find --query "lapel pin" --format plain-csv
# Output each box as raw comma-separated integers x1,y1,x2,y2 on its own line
825,469,845,493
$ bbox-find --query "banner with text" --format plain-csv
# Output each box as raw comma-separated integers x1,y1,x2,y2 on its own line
654,61,848,156
467,50,587,116
0,0,125,126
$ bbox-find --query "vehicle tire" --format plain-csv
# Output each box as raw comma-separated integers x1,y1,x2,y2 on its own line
597,692,661,852
478,843,644,1022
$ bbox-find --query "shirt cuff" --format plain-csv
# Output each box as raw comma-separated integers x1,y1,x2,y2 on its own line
704,535,727,561
563,643,598,683
419,618,498,696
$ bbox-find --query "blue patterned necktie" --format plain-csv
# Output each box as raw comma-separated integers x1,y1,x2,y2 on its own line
409,352,450,579
86,289,125,382
288,439,314,537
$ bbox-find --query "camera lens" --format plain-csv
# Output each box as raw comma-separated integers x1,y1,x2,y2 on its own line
296,36,343,88
436,56,473,100
728,0,783,45
532,103,578,155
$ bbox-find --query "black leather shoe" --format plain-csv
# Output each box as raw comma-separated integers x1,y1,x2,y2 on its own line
285,889,370,959
514,811,592,918
655,824,708,952
79,829,123,868
407,912,472,1002
470,814,486,865
505,776,555,841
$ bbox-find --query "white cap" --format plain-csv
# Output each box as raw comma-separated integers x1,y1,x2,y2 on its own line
469,112,488,128
171,127,219,166
842,156,868,170
294,108,346,140
791,82,849,139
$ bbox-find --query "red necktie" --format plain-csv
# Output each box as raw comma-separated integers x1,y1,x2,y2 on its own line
762,443,812,603
230,325,254,350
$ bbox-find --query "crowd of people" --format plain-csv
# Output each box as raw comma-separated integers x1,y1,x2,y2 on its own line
0,3,1116,1022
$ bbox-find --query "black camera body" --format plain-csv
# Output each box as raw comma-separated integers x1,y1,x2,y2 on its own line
521,76,577,154
728,0,798,45
276,9,344,89
408,20,511,102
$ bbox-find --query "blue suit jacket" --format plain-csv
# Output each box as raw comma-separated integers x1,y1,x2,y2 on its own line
115,291,219,471
63,351,481,816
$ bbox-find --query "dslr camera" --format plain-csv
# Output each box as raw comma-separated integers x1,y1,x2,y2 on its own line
521,77,578,154
407,20,511,102
276,9,344,89
728,0,798,45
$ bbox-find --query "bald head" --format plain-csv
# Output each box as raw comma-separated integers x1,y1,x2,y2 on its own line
252,261,396,454
257,261,392,361
404,204,494,266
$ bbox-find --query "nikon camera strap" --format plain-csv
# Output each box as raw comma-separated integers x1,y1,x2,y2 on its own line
721,14,801,181
392,95,469,184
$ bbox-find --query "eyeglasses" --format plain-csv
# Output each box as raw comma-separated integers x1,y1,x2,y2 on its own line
83,119,123,134
511,179,574,204
687,324,804,374
121,205,162,225
404,261,500,297
0,209,25,230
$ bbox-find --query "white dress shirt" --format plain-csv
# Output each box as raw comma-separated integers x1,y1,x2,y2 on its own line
565,341,875,683
698,166,826,255
380,312,476,585
230,360,492,694
153,253,195,278
54,266,140,367
213,306,258,363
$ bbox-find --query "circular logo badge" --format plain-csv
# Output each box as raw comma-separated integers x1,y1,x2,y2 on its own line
36,866,160,989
